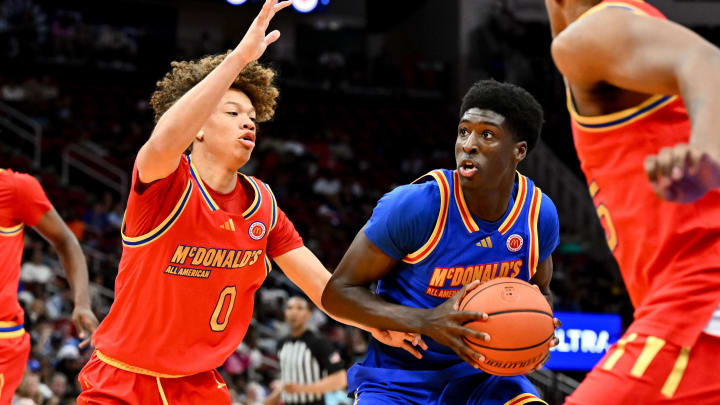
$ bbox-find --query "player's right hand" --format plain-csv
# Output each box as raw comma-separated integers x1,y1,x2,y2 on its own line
235,0,293,64
420,280,490,368
644,143,720,203
72,305,99,349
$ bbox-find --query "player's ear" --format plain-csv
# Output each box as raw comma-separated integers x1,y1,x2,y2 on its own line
514,141,527,163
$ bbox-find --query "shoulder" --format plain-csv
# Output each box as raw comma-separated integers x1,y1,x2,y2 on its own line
539,192,558,219
551,8,642,84
377,178,441,213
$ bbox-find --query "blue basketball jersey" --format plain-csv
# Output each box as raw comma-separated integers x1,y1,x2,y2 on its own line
348,169,559,402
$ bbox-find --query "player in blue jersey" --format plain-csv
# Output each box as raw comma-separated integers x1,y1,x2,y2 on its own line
322,80,560,404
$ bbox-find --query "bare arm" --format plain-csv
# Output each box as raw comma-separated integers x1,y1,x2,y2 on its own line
273,245,426,358
136,0,291,183
284,370,347,395
32,208,98,343
553,10,720,201
322,230,488,366
530,256,553,308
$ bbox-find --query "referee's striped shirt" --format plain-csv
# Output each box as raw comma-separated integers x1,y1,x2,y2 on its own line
278,330,344,405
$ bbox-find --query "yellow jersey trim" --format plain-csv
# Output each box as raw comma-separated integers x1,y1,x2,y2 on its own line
96,350,188,378
567,85,678,132
0,321,25,339
239,174,262,220
661,346,690,398
528,187,542,278
187,155,220,211
403,171,450,264
453,171,480,233
602,332,638,370
0,223,24,237
498,173,527,235
504,392,547,405
264,183,278,231
630,336,665,377
578,0,649,21
121,180,192,247
156,377,169,405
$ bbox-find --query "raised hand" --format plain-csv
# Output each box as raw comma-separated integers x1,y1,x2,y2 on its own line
419,280,490,368
644,144,720,203
370,328,429,359
236,0,293,64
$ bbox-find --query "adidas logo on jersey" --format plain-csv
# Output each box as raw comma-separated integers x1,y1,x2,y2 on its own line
220,219,236,231
476,236,493,248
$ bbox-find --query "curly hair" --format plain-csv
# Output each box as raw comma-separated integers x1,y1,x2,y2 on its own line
460,79,544,154
150,50,279,123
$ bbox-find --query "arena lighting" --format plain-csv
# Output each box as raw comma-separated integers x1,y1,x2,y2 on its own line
292,0,319,13
226,0,248,5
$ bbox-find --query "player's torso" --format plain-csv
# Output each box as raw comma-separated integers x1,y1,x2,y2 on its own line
0,169,27,327
372,169,543,368
566,1,720,308
95,156,278,376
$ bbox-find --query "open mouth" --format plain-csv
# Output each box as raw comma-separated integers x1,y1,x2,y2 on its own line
459,160,478,177
238,133,256,147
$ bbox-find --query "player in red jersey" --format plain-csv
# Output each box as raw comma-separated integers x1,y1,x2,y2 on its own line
0,169,97,405
77,1,421,404
544,0,720,403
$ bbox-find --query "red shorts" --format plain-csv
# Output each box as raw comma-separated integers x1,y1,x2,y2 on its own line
78,352,231,405
0,332,31,405
565,332,720,404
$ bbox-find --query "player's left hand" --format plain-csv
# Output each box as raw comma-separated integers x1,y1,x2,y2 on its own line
644,144,720,203
370,328,429,359
72,305,99,349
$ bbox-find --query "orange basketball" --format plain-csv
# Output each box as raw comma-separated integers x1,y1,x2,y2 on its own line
459,277,554,376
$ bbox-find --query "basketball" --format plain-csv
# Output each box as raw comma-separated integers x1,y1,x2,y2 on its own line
459,277,555,376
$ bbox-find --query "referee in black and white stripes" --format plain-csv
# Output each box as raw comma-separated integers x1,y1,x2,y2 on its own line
266,296,346,405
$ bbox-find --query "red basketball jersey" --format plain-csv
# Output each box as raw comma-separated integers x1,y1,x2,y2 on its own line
566,0,720,347
93,155,302,376
0,169,52,334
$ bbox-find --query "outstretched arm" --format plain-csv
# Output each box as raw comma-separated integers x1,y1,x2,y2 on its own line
552,9,720,202
273,246,426,358
136,0,292,183
33,208,98,346
322,230,489,367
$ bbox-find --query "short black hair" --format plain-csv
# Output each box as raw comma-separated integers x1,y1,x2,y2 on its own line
460,79,544,153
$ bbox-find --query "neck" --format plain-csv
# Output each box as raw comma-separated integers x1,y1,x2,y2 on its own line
290,326,306,338
192,151,238,194
462,172,516,222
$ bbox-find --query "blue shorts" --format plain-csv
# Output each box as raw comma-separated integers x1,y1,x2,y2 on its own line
349,363,545,405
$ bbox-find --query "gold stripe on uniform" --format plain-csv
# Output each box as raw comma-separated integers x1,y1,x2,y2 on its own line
96,350,188,379
504,392,548,405
602,333,638,371
156,377,169,405
630,336,666,377
0,223,24,237
661,347,691,398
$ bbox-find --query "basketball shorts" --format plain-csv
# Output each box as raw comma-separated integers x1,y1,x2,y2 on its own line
0,332,31,405
565,332,720,404
78,352,231,405
349,362,546,405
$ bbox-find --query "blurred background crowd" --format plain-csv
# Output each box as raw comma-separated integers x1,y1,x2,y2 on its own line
2,0,719,403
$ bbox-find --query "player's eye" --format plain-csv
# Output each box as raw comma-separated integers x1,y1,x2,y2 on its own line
482,130,494,139
250,117,257,123
226,111,238,117
459,127,470,136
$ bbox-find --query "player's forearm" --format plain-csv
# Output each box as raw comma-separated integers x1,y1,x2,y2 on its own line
53,235,92,309
149,50,251,160
679,51,720,157
293,370,346,394
322,281,429,334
